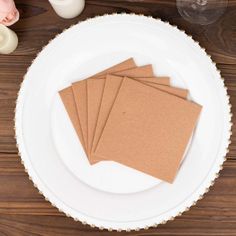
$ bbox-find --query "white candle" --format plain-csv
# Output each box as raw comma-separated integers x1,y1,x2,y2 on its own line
0,24,18,54
49,0,85,19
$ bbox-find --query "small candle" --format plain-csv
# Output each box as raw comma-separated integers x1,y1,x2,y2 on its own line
49,0,85,19
0,24,18,54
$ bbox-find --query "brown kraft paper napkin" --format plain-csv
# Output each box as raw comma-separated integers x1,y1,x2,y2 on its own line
59,58,136,153
59,87,87,155
95,77,202,183
91,75,188,163
86,65,155,161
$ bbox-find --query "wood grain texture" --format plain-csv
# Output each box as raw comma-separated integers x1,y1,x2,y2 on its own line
0,0,235,235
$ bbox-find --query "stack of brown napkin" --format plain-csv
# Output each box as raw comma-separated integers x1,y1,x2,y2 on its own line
59,58,201,183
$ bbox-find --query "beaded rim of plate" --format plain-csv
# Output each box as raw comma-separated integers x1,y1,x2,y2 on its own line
14,13,233,232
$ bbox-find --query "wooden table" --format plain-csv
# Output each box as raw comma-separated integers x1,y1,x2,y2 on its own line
0,0,235,235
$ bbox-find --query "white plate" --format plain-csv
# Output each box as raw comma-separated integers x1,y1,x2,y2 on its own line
15,14,232,231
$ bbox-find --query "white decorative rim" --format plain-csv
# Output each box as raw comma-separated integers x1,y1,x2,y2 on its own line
14,13,232,231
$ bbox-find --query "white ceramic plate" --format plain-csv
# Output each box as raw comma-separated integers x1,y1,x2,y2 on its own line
15,14,232,231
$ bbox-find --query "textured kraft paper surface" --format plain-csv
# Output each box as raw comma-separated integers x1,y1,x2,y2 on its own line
95,77,201,183
59,87,87,155
60,58,136,153
86,65,155,160
91,75,188,163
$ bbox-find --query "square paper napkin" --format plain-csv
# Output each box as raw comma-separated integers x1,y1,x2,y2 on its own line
59,58,202,183
94,77,201,183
